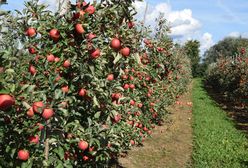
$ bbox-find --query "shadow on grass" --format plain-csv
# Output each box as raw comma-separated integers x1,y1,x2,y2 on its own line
202,80,248,136
109,158,125,168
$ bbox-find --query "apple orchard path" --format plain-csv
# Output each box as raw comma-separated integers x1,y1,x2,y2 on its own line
118,85,193,168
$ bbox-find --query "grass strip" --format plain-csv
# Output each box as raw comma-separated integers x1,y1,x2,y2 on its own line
192,79,248,168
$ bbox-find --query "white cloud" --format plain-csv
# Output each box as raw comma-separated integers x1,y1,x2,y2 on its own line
228,32,248,38
228,32,240,38
169,9,201,37
200,32,214,51
133,1,201,38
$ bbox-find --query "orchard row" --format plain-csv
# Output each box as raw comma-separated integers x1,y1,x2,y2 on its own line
206,48,248,109
0,0,191,167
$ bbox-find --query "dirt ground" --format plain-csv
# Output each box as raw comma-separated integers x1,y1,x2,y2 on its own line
117,87,193,168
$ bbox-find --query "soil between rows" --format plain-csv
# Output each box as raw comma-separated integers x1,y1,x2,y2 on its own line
117,86,193,168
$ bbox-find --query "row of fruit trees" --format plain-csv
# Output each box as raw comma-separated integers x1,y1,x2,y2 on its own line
206,48,248,109
0,0,191,167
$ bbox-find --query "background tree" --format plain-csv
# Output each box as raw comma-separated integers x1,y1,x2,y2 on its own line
184,40,201,77
203,37,248,65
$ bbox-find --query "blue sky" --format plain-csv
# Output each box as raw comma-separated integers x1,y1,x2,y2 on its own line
1,0,248,53
166,0,248,41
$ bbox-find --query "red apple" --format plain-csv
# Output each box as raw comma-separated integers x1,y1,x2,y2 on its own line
143,127,148,131
85,5,95,15
0,94,15,110
130,140,135,145
123,84,129,90
90,49,101,59
33,101,44,113
61,86,69,93
42,108,54,120
87,33,96,41
89,146,95,152
110,38,121,50
130,100,135,106
27,107,34,118
28,47,36,54
29,65,37,75
129,84,135,89
75,24,85,34
121,47,130,57
63,60,71,68
18,150,29,161
26,27,36,37
112,93,122,100
122,75,128,80
137,103,143,108
78,140,88,151
54,57,60,62
107,74,114,81
49,29,60,41
83,155,89,161
79,88,87,97
157,47,164,52
46,54,55,62
113,114,121,123
28,135,39,144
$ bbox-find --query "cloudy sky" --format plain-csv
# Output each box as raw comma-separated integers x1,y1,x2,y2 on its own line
1,0,248,54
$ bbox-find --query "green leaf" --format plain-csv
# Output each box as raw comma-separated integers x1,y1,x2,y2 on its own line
55,162,64,168
22,101,31,109
21,162,32,168
134,53,141,64
54,146,64,160
10,148,16,159
113,53,122,64
26,85,36,93
63,162,73,168
55,89,63,100
5,68,15,74
89,65,95,75
58,108,69,117
115,86,124,92
93,96,100,108
94,111,101,119
0,89,9,94
21,84,30,91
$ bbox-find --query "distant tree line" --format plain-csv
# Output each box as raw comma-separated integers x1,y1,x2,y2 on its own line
182,37,248,78
203,37,248,65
